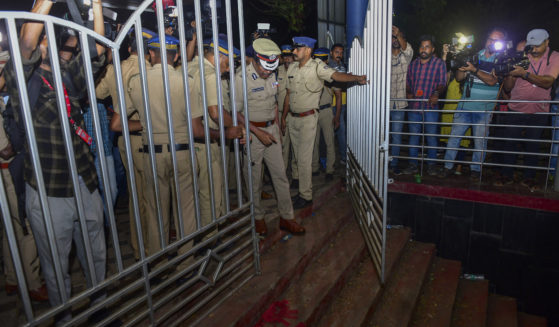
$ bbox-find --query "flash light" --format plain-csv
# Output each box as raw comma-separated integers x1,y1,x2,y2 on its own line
494,41,504,51
459,36,468,44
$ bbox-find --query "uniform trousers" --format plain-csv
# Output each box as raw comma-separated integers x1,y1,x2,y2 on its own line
289,112,319,200
142,147,195,271
118,135,147,260
195,142,224,227
312,107,336,174
244,124,294,221
1,168,42,290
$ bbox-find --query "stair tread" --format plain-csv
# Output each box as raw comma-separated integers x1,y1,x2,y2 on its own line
487,294,517,327
518,312,547,327
366,241,436,327
271,216,366,326
410,257,462,327
316,228,411,327
195,192,353,327
451,279,489,327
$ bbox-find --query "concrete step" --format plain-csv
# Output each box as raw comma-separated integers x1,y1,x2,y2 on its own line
518,312,547,327
410,257,462,327
487,294,517,327
451,279,489,327
268,215,366,326
193,189,353,327
315,227,411,327
365,241,436,327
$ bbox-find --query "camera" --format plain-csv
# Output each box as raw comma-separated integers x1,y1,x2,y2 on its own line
447,34,478,70
251,23,276,41
493,49,530,76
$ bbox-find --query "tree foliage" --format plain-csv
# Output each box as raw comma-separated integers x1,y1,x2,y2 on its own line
247,0,306,33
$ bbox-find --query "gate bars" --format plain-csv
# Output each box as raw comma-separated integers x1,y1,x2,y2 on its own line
347,0,392,283
0,0,259,325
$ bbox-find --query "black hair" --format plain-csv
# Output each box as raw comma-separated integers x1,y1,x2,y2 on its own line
487,27,508,40
419,34,435,46
331,43,344,52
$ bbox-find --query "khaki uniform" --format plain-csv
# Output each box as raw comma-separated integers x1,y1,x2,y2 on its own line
286,59,336,200
312,84,336,174
0,114,42,290
235,62,294,221
128,63,198,269
277,65,292,168
189,57,225,226
95,55,148,259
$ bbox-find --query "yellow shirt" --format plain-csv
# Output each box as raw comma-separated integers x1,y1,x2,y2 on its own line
286,58,336,112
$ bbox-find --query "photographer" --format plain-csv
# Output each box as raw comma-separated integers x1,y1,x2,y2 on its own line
495,29,559,191
440,28,505,179
3,0,107,321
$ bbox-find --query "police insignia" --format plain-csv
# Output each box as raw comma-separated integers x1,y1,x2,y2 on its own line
252,73,258,80
252,87,265,92
272,81,279,88
269,54,277,60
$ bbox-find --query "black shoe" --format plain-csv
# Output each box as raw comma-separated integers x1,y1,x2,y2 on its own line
325,173,334,181
290,179,299,190
292,195,313,209
312,171,320,176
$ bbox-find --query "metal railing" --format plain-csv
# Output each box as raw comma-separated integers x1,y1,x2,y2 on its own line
388,98,559,191
0,0,258,325
347,0,392,283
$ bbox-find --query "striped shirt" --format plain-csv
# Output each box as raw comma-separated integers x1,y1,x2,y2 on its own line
406,56,447,109
457,49,500,111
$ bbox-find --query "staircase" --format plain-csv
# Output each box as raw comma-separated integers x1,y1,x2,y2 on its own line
191,179,548,327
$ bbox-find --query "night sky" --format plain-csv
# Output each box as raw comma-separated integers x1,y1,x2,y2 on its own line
2,0,559,51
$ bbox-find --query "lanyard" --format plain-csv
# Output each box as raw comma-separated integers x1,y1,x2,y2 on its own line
39,75,92,146
530,59,543,76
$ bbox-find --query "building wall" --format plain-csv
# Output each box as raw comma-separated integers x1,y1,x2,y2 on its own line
388,191,559,325
317,0,346,49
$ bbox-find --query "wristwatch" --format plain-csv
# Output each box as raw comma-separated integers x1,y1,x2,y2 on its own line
524,72,530,80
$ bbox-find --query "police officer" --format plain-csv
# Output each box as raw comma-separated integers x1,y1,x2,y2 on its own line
96,28,155,260
281,36,366,209
312,48,338,181
128,35,197,271
235,39,305,236
278,45,295,174
0,108,47,301
189,36,244,229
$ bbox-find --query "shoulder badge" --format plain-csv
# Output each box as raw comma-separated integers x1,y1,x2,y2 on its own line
252,73,258,80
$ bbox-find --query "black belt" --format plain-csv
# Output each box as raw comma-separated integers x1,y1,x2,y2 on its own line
130,131,143,136
319,104,331,110
141,144,189,153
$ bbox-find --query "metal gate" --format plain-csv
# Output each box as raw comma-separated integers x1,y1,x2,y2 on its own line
0,0,258,325
346,0,392,283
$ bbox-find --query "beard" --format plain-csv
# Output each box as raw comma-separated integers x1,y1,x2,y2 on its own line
419,52,431,59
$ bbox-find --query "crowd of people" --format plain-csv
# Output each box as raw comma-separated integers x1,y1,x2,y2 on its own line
0,0,366,323
390,26,559,192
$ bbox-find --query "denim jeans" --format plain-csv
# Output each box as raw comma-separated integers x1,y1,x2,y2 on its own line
390,109,405,167
443,110,492,172
408,110,439,166
333,105,347,161
550,105,559,176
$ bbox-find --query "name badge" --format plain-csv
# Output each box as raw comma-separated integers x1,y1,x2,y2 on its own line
252,87,264,92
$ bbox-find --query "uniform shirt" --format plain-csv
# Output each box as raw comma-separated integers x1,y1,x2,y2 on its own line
406,56,447,110
286,58,336,112
457,49,500,111
188,57,224,129
3,48,103,197
128,63,196,145
390,42,413,109
277,65,288,112
234,61,278,122
509,48,559,113
96,54,148,120
319,84,334,107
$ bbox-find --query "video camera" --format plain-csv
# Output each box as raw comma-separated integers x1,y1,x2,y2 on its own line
251,23,276,41
493,48,530,76
447,34,479,71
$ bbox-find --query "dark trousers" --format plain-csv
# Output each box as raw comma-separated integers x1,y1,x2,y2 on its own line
500,112,549,179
